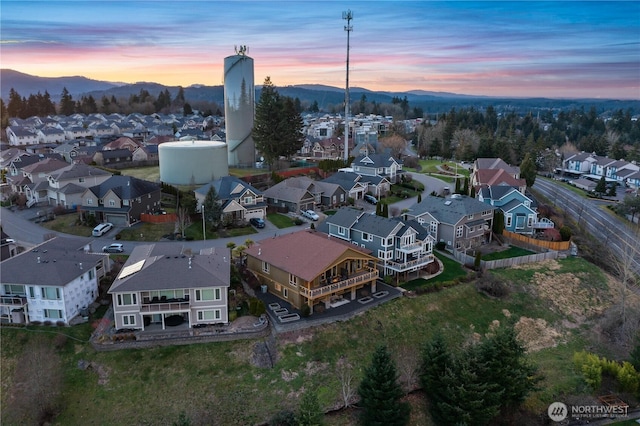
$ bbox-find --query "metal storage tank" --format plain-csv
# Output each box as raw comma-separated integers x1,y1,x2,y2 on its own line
224,46,255,167
159,141,229,185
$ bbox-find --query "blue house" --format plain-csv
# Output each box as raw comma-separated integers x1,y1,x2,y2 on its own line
478,186,552,235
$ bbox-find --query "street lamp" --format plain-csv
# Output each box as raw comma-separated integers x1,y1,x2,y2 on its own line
201,204,205,241
342,9,353,162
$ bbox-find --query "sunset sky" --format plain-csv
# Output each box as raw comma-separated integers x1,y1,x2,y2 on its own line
1,1,639,99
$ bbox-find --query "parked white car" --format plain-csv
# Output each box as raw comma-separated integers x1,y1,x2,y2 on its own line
302,210,319,221
92,222,114,236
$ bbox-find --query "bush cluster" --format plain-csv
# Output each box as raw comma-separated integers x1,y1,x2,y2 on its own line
573,350,640,395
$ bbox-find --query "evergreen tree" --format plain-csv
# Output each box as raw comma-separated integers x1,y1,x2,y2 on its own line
463,177,469,195
519,152,537,188
7,88,23,118
417,193,422,203
0,98,8,129
297,387,324,426
59,87,75,115
493,210,505,234
477,322,541,407
630,335,640,371
280,97,304,158
382,203,389,218
203,186,222,228
595,176,607,197
607,183,617,197
253,77,282,169
420,332,452,424
454,177,461,194
357,345,410,426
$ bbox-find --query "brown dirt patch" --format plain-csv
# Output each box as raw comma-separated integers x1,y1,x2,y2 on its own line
513,259,562,271
515,316,564,352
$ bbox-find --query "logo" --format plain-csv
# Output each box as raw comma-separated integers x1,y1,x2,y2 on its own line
548,402,568,422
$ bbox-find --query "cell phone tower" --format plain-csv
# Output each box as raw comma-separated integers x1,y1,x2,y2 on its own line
343,10,353,162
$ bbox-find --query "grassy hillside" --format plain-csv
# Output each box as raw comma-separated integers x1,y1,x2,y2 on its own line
1,257,636,425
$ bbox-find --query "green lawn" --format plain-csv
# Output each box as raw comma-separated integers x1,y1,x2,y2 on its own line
267,213,300,228
414,159,471,177
402,251,469,291
482,246,535,261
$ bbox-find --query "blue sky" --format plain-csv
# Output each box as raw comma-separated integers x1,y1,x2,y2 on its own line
1,1,639,99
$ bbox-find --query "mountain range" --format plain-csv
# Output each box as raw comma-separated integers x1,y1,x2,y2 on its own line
2,69,638,114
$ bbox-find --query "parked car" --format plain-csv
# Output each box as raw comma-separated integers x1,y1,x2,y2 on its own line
364,194,377,205
102,243,124,253
250,217,265,228
302,209,319,221
92,222,114,236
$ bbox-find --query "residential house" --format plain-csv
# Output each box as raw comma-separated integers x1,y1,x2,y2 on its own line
473,158,520,179
264,176,347,211
80,175,161,226
472,168,527,193
321,171,372,201
477,186,550,235
404,194,495,251
64,126,92,140
108,244,230,331
263,178,316,213
322,207,435,277
37,127,66,144
560,152,598,176
194,176,267,225
6,126,39,146
351,152,402,184
46,163,112,209
245,230,379,314
93,148,133,166
17,158,69,207
131,145,159,162
0,237,110,324
103,136,141,152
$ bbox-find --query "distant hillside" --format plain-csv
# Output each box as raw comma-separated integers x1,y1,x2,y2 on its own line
1,69,121,101
2,69,638,115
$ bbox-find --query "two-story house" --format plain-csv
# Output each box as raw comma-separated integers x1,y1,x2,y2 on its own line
194,176,267,225
80,175,161,226
108,244,230,331
6,126,39,146
17,158,69,207
322,207,435,279
46,163,112,209
477,186,551,235
0,237,110,324
404,194,495,251
321,171,374,201
263,178,316,213
92,148,133,166
245,230,379,314
351,152,402,184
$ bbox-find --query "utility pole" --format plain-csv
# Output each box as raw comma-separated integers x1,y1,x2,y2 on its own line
343,10,353,163
201,204,206,241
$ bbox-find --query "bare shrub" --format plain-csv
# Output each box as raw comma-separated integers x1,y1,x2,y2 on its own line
5,337,63,425
475,272,510,299
53,333,68,350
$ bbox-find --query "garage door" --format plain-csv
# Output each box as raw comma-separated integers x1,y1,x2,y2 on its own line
106,214,127,226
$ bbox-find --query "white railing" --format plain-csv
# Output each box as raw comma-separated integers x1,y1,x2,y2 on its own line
398,241,422,253
0,296,27,306
140,302,191,313
384,254,435,272
299,269,379,299
533,218,555,229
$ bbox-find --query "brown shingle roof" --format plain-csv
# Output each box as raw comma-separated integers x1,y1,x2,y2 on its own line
245,230,372,281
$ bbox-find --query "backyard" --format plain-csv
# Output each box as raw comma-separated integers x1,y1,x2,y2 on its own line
1,256,637,425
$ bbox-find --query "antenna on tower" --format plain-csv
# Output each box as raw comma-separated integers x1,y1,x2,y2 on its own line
342,10,353,162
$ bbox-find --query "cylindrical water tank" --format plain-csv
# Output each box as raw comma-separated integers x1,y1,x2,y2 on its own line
159,141,228,185
224,51,255,167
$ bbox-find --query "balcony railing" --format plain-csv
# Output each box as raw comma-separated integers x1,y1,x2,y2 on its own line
299,269,379,299
140,301,190,313
0,296,27,307
384,254,435,272
398,241,422,253
533,218,555,229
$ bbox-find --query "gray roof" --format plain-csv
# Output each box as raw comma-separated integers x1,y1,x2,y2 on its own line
195,175,262,200
353,152,400,168
0,237,105,287
108,244,230,293
49,163,111,181
325,207,363,228
352,213,402,237
263,180,313,203
406,195,494,225
87,175,160,200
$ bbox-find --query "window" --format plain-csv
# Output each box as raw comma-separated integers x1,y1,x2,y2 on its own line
3,284,25,295
87,198,93,205
41,287,61,300
88,270,95,280
362,232,372,241
456,226,463,238
44,309,63,319
337,226,345,236
283,288,288,299
289,274,298,287
117,293,137,306
505,214,512,227
79,177,84,183
123,315,135,326
109,199,115,207
468,214,474,220
262,261,270,273
29,287,35,298
430,221,437,233
195,288,221,301
197,310,221,321
244,196,253,204
483,210,492,216
275,283,282,292
527,215,534,227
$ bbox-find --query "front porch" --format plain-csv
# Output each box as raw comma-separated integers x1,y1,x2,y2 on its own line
0,296,29,324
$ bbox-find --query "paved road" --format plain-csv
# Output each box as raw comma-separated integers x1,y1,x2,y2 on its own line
532,177,640,279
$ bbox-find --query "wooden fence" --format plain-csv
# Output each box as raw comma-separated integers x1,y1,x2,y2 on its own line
502,230,571,251
453,250,560,270
140,212,178,223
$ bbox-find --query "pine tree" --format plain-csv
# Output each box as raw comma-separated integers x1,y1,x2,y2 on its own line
382,203,389,218
203,186,222,229
463,177,469,195
253,77,282,169
420,332,453,425
520,153,537,188
59,87,75,115
7,88,23,118
358,345,410,426
595,176,607,197
297,387,324,426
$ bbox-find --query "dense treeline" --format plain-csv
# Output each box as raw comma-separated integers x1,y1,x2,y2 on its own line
2,86,223,123
413,106,640,165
